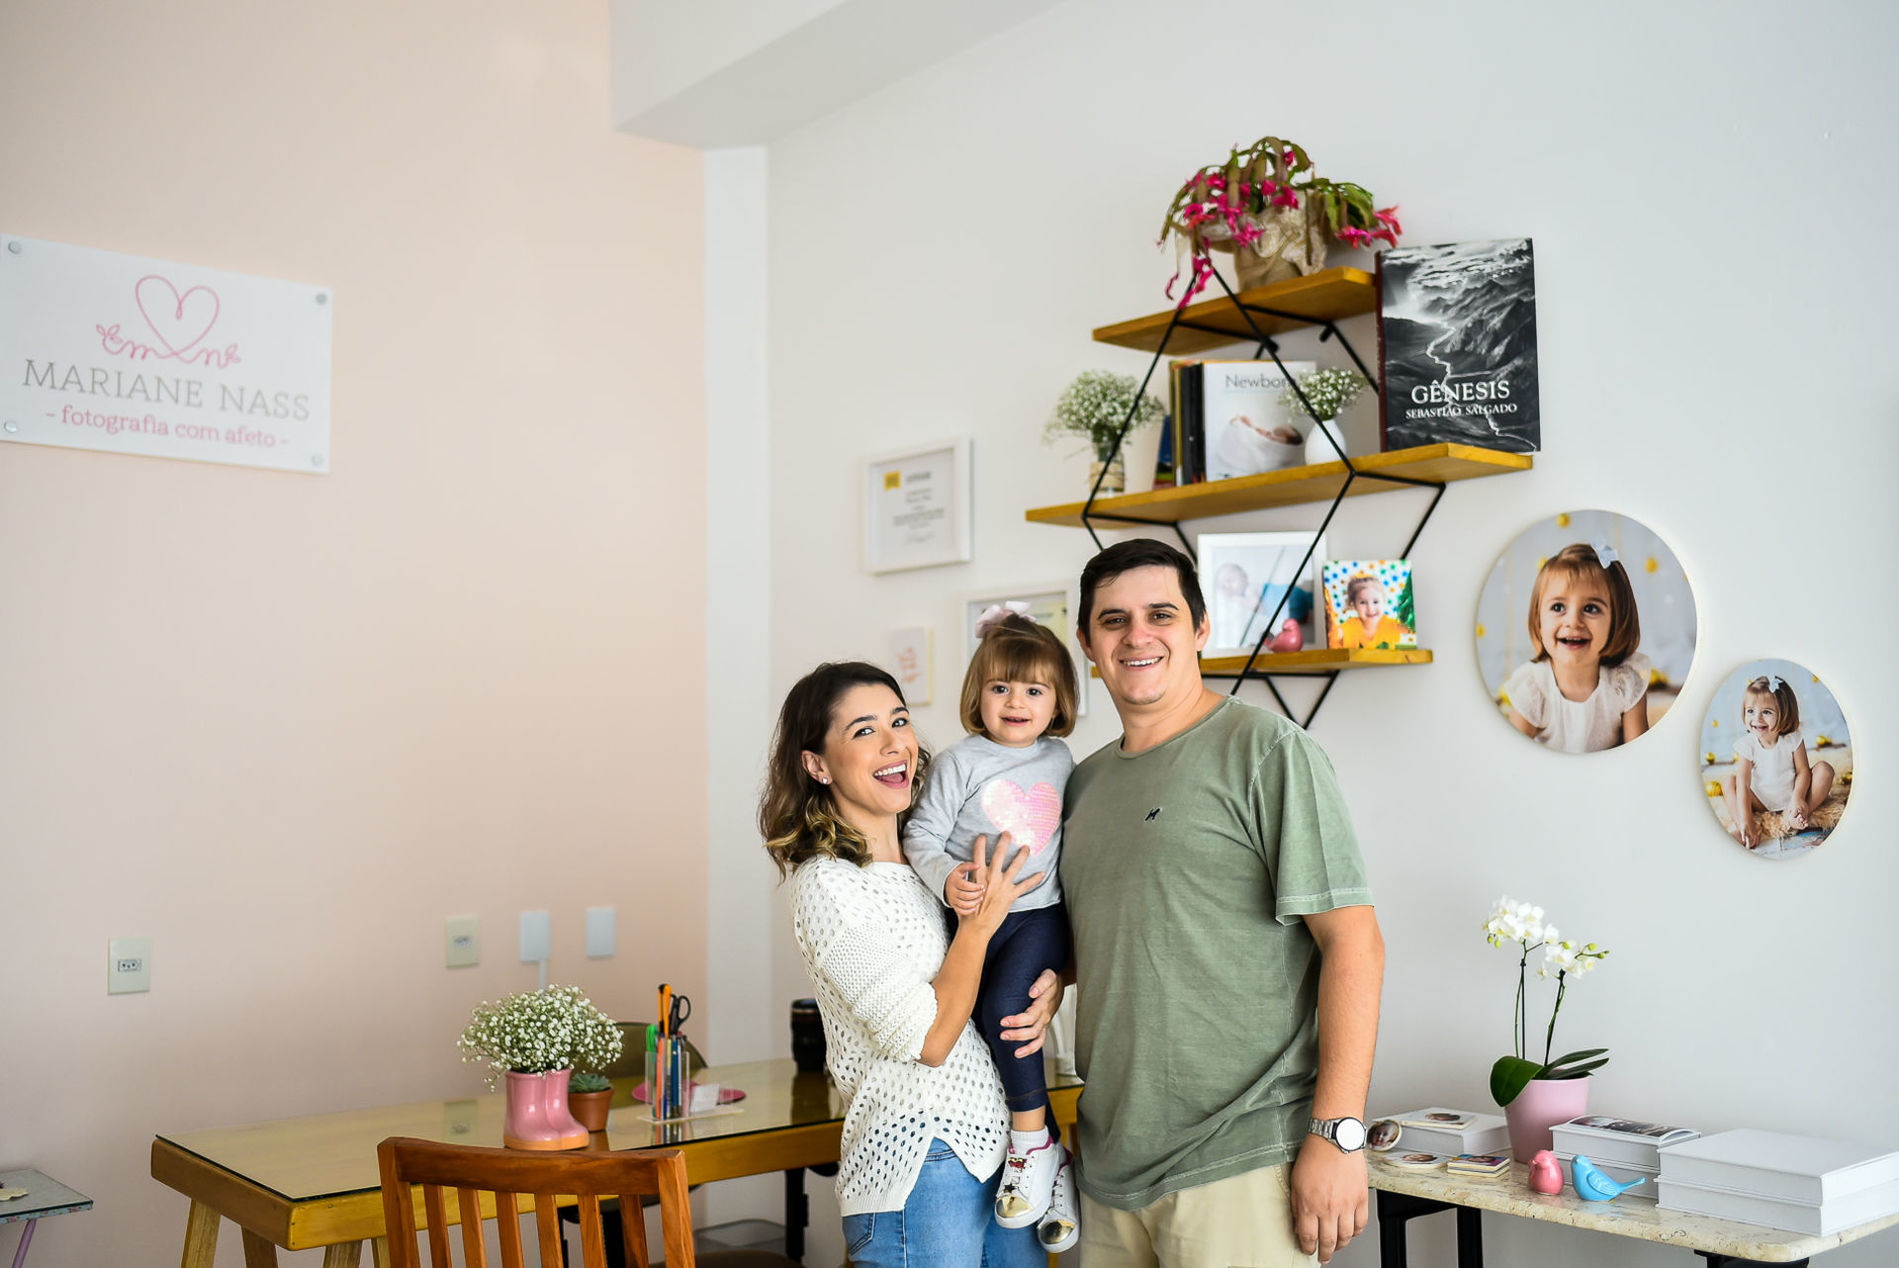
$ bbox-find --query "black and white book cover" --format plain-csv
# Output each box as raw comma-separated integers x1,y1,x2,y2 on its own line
1378,238,1539,453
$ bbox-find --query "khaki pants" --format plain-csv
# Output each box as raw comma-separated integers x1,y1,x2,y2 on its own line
1077,1164,1317,1268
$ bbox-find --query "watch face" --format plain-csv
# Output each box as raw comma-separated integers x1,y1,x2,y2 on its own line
1334,1118,1367,1151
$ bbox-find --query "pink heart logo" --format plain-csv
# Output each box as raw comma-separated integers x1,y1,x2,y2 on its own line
135,275,221,357
980,779,1062,854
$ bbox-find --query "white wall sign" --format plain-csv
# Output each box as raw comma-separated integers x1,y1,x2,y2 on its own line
0,234,333,474
864,438,971,573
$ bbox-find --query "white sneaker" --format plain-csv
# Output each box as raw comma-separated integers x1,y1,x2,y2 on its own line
1038,1153,1079,1253
995,1131,1061,1227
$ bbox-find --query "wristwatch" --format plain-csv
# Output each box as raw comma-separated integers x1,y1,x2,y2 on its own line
1308,1115,1368,1153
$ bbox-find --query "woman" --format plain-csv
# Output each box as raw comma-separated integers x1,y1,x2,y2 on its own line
761,661,1064,1267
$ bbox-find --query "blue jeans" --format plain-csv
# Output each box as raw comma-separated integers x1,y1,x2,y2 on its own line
841,1139,1042,1268
975,904,1070,1114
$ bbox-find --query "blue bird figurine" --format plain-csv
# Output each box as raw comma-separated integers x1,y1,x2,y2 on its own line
1571,1155,1647,1201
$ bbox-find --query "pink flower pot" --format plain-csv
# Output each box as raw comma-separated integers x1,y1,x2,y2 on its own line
1503,1076,1591,1161
503,1069,590,1151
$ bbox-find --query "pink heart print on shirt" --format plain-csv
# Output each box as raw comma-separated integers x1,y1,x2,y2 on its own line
980,779,1062,854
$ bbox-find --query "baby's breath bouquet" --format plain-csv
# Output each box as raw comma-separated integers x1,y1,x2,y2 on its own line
1044,370,1165,462
1484,896,1610,1106
1293,367,1370,422
457,984,622,1090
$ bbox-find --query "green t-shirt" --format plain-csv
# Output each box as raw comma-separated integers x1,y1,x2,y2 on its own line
1059,697,1372,1210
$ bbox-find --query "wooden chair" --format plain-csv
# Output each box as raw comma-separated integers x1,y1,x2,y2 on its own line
376,1137,693,1268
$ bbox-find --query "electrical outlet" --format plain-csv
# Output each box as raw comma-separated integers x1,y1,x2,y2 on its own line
445,915,480,968
108,937,151,994
586,906,616,959
519,910,551,963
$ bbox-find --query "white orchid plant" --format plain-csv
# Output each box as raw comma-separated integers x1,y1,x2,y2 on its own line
457,984,623,1090
1484,896,1610,1107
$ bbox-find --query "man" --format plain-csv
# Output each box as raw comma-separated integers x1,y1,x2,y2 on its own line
1060,537,1384,1267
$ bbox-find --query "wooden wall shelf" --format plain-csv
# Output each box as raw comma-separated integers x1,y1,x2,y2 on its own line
1091,266,1377,354
1025,443,1531,528
1090,648,1434,679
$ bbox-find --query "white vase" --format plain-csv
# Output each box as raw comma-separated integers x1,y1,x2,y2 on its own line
1304,417,1347,465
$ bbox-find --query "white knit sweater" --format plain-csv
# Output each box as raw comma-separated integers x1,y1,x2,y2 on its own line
788,858,1009,1216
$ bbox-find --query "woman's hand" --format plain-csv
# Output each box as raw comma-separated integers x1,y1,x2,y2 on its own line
958,833,1042,938
998,969,1065,1058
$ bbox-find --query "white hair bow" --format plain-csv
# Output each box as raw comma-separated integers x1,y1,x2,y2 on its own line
1767,673,1783,692
1591,541,1620,568
974,601,1033,638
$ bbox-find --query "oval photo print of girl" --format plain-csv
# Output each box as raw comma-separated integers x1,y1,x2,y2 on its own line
1701,660,1853,860
1476,509,1697,754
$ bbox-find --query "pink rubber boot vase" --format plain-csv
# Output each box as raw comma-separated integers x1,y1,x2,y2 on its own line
504,1070,590,1150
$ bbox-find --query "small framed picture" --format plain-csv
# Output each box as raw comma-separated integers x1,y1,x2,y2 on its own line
961,584,1087,717
1321,559,1418,650
864,438,972,574
889,626,933,705
1196,531,1327,658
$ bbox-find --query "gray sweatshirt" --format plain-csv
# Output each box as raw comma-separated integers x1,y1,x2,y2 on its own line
902,733,1073,910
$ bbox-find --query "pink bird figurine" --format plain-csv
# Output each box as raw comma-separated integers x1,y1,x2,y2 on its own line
1528,1150,1564,1195
1268,618,1304,653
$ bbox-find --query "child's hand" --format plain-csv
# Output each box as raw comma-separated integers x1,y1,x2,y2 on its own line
1789,808,1809,830
945,863,985,916
960,832,1044,937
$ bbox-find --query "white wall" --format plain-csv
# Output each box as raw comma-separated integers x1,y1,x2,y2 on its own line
754,1,1899,1263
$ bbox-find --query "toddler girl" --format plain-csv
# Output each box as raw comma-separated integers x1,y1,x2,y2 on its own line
1724,674,1835,847
1502,542,1650,753
902,608,1079,1249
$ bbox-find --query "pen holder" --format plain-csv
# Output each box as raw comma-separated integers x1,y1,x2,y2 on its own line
644,1036,720,1122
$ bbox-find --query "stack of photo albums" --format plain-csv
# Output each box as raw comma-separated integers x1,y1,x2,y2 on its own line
1550,1116,1700,1202
1655,1130,1899,1236
1389,1108,1510,1158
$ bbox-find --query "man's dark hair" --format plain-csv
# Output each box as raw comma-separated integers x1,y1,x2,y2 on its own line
1077,538,1207,634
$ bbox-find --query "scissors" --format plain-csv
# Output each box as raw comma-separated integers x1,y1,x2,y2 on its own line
668,991,692,1036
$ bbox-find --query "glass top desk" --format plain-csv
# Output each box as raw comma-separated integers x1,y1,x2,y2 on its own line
152,1058,1084,1267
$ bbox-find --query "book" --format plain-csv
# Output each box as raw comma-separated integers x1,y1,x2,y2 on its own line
1658,1130,1899,1206
1152,408,1175,489
1447,1153,1511,1176
1551,1116,1700,1169
1321,560,1417,651
1656,1175,1899,1237
1377,238,1540,454
1169,361,1205,485
1555,1153,1659,1203
1389,1152,1450,1171
1198,359,1312,481
1380,1108,1510,1157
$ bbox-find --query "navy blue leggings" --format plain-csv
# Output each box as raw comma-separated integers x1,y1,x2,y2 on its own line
973,904,1070,1115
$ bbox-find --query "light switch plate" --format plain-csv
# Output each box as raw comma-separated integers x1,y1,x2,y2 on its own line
108,937,151,994
586,906,615,959
445,915,479,968
519,910,551,963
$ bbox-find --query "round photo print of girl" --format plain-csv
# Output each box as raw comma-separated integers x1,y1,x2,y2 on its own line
1475,510,1696,754
1700,660,1852,860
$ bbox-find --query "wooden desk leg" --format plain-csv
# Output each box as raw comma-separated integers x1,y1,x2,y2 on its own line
240,1229,279,1268
181,1200,221,1268
370,1237,393,1268
320,1243,365,1268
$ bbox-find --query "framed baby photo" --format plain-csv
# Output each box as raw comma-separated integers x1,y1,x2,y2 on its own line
1474,509,1697,755
1321,560,1418,651
1196,531,1326,658
1699,659,1853,860
961,584,1087,717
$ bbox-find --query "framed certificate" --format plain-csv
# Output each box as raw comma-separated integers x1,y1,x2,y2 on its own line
864,438,972,573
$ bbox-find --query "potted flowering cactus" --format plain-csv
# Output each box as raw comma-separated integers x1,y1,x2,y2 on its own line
1483,897,1611,1159
1161,135,1401,304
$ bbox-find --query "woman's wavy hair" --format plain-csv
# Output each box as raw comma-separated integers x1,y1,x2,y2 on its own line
760,661,930,879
